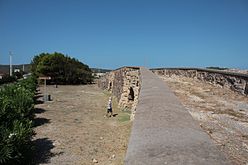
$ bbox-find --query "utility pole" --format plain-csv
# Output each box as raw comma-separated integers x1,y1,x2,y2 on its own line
9,51,13,76
144,56,147,68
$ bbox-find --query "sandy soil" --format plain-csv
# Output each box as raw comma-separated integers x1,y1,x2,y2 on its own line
33,84,132,165
159,76,248,165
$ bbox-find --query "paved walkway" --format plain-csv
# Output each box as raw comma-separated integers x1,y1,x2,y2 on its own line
124,67,230,165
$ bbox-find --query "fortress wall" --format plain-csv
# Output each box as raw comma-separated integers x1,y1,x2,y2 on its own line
99,67,232,163
152,68,248,96
124,67,231,164
98,67,140,120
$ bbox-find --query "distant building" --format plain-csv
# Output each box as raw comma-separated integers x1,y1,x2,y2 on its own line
14,69,20,73
93,73,105,78
0,71,5,79
23,73,32,79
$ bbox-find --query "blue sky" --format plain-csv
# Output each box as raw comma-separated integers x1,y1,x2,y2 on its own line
0,0,248,69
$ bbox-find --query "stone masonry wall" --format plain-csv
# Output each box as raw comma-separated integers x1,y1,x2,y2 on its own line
98,67,140,120
152,68,248,96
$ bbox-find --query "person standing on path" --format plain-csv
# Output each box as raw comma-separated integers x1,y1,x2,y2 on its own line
107,97,113,117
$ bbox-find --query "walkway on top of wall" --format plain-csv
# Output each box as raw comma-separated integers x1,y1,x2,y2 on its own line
124,67,230,165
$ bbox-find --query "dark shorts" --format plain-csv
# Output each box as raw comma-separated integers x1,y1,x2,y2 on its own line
107,108,112,113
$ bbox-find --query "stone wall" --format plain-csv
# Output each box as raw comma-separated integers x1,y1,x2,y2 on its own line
152,68,248,95
98,67,140,120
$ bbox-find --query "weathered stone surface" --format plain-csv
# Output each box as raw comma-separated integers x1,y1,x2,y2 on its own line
125,67,230,165
98,67,140,120
152,68,248,96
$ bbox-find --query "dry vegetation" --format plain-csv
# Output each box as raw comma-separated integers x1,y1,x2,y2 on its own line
33,84,132,165
160,76,248,165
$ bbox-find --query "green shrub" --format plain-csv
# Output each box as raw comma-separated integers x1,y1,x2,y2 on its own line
0,76,36,164
0,75,17,85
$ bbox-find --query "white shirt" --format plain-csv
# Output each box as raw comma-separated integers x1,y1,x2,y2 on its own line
107,100,112,109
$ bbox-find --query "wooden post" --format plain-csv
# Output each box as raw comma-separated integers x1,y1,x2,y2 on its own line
39,76,51,102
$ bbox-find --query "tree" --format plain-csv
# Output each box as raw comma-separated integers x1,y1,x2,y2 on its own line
31,52,93,84
30,53,49,75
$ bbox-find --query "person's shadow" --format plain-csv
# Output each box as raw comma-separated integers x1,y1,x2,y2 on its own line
112,113,118,117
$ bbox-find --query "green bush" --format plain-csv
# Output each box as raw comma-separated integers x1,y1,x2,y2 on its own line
0,75,17,85
0,76,36,164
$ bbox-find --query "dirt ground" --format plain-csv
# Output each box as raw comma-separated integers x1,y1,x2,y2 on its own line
159,76,248,165
33,84,132,165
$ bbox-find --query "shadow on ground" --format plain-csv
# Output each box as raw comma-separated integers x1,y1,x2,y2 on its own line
35,99,44,105
32,107,62,164
33,117,50,127
34,94,44,104
31,93,60,164
34,108,46,114
32,138,63,164
33,108,50,127
34,94,43,100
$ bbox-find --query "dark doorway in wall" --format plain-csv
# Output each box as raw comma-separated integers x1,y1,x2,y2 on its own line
109,82,112,91
128,87,134,101
245,83,248,95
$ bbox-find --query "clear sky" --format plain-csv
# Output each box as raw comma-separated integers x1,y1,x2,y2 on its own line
0,0,248,69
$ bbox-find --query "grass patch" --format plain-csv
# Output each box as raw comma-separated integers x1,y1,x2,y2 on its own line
118,108,131,122
103,90,111,96
118,112,130,123
102,91,131,123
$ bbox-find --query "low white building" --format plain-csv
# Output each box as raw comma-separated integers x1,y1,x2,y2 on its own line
23,73,32,79
14,69,20,73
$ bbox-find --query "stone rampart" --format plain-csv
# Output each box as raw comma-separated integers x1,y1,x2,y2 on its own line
98,67,140,119
152,68,248,95
124,67,230,164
